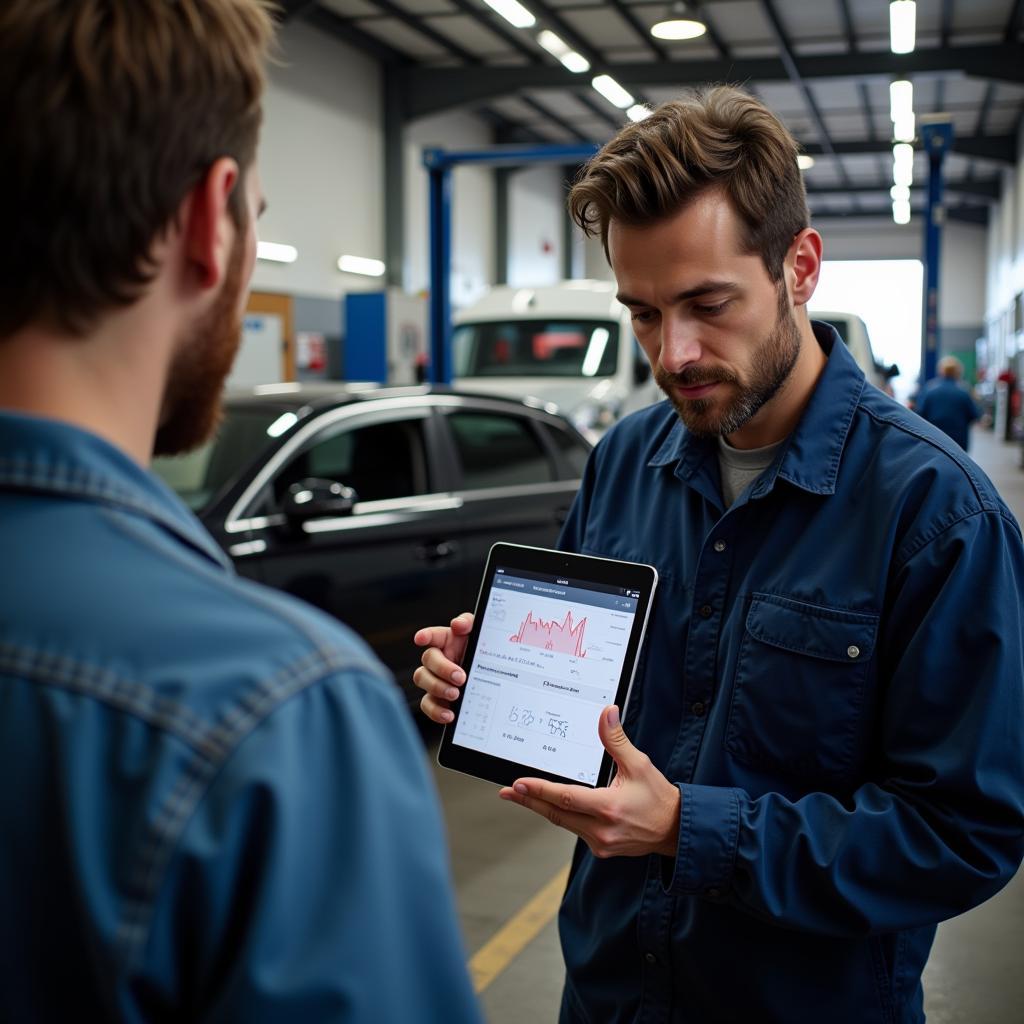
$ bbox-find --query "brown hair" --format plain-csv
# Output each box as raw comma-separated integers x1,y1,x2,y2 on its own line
569,86,810,282
0,0,276,337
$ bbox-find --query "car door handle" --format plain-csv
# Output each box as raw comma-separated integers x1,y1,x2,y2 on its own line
416,541,459,562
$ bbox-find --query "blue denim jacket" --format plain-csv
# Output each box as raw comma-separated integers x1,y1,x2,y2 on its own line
0,412,482,1023
557,326,1024,1024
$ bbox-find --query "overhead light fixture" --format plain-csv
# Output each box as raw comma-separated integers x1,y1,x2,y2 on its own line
536,29,590,73
627,104,650,122
890,184,910,202
592,74,634,109
892,143,914,187
893,112,916,143
257,241,298,264
889,79,913,122
892,199,912,225
651,2,706,40
889,1,916,55
481,0,535,30
338,254,386,277
797,154,815,171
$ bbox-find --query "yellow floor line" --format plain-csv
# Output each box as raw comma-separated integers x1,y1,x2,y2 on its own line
469,862,571,994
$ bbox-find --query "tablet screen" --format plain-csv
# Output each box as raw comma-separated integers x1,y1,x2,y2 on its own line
451,563,645,784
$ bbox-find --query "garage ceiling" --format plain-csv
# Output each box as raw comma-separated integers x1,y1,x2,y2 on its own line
280,0,1024,224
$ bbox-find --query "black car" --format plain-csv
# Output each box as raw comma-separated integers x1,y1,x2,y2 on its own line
152,383,591,701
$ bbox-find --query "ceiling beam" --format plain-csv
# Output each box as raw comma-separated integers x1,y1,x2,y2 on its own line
802,133,1015,162
806,179,1001,202
402,43,1024,118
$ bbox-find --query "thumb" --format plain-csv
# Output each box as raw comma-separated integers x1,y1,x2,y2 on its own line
598,705,639,776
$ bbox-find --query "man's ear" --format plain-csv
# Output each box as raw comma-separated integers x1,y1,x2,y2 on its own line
787,228,823,308
183,157,240,291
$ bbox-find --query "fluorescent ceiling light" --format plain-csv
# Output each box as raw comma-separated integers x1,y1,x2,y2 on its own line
797,154,815,171
266,412,298,438
893,112,916,143
627,104,650,122
581,327,611,377
651,18,706,40
893,143,914,187
257,241,298,264
889,1,916,55
481,0,535,29
892,199,911,225
338,254,386,277
592,74,634,109
889,79,913,122
890,184,910,202
536,30,589,72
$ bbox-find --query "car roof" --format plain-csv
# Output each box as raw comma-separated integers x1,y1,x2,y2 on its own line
223,381,566,418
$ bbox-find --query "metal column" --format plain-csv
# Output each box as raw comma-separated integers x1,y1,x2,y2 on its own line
422,143,599,384
920,120,954,387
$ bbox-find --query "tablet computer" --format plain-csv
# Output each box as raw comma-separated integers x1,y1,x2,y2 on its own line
437,543,658,789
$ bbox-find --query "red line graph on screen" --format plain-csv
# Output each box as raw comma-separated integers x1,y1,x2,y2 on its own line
509,610,588,658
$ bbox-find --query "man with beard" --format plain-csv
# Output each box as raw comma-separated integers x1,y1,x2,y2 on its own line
413,88,1024,1022
0,3,481,1022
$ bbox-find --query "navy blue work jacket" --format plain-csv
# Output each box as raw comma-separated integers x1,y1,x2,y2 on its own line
0,412,482,1024
556,325,1024,1024
916,377,980,451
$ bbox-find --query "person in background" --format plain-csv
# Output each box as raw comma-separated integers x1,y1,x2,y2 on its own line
916,356,981,451
414,87,1024,1023
0,3,481,1022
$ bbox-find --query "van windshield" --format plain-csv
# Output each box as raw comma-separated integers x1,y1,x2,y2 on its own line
453,320,620,378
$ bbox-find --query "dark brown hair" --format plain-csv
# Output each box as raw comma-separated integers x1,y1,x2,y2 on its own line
0,0,276,337
569,86,810,282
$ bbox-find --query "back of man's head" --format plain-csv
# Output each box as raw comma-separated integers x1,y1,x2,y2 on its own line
938,356,964,381
568,85,810,284
0,0,275,340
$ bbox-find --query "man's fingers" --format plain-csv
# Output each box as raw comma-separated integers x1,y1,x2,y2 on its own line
450,612,474,633
420,647,466,685
412,664,463,702
413,625,452,649
420,693,455,724
499,783,596,837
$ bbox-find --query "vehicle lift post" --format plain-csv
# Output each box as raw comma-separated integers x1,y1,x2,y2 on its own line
920,119,954,388
423,143,600,385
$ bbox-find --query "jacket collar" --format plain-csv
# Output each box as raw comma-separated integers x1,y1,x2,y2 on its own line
0,411,232,570
648,322,865,498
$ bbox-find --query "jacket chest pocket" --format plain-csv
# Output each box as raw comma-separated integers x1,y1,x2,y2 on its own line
725,593,879,782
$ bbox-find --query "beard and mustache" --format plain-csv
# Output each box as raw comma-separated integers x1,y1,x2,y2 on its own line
656,285,802,439
153,233,246,457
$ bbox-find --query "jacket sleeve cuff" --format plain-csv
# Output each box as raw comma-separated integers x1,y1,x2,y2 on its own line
661,783,741,898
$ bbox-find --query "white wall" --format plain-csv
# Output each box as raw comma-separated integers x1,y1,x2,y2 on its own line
404,111,495,310
507,165,564,287
252,21,384,300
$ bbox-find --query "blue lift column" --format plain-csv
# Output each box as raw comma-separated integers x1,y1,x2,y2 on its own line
920,120,954,388
422,143,600,385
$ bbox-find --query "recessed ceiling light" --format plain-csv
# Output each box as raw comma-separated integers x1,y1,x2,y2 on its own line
338,254,386,277
257,241,298,264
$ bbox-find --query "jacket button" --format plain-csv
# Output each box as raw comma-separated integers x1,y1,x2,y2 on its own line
699,604,712,618
691,701,706,717
713,540,726,553
644,952,658,965
847,645,860,659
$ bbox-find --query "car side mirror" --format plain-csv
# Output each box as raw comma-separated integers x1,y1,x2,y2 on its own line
634,359,652,385
282,478,357,521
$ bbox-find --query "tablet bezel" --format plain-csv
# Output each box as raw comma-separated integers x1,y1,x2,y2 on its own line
437,542,658,789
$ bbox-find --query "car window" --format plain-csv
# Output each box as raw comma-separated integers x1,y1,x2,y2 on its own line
453,321,619,378
542,423,591,477
267,417,430,509
152,407,281,512
447,411,555,489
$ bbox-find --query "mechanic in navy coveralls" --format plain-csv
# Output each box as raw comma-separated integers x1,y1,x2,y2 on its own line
916,355,981,451
0,2,481,1021
415,87,1024,1023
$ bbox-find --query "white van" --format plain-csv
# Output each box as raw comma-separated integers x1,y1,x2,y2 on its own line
452,281,662,440
809,310,900,394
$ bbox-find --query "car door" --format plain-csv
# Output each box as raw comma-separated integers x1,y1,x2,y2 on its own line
229,403,468,690
435,402,585,611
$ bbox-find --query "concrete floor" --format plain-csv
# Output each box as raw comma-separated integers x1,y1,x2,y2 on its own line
430,423,1024,1023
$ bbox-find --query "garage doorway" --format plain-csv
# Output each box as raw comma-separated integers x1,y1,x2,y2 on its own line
812,260,923,404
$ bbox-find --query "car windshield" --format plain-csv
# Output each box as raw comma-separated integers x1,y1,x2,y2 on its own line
453,320,619,378
151,407,285,512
